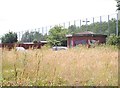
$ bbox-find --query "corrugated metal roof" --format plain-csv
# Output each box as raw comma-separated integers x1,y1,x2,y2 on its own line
23,41,47,44
66,31,107,37
23,42,33,44
76,31,95,34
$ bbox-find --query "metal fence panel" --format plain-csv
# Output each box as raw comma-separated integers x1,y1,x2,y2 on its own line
0,13,118,42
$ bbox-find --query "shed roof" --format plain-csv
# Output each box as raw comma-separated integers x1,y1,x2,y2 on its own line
76,31,95,35
66,31,107,37
22,41,48,44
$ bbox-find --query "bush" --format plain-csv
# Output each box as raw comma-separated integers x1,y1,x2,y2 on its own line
106,35,120,46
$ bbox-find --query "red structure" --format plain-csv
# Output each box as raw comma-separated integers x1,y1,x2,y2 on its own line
66,31,107,48
0,41,47,50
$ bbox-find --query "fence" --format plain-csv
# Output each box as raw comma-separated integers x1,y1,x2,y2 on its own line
1,13,119,42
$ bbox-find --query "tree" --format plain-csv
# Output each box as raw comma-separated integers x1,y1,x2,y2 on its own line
47,26,68,46
116,0,120,10
1,32,17,43
68,25,80,34
67,19,117,35
21,31,47,42
118,20,120,36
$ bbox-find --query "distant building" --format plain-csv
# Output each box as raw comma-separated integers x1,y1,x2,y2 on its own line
66,31,107,48
17,41,48,49
0,41,48,49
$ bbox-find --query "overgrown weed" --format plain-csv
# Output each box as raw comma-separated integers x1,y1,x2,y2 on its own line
1,45,118,86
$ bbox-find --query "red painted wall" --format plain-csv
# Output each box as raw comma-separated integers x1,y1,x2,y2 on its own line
0,43,47,50
67,36,106,48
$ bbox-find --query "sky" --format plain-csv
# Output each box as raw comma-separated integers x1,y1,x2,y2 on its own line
0,0,117,36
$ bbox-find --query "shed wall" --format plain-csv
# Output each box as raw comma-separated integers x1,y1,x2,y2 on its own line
67,36,106,48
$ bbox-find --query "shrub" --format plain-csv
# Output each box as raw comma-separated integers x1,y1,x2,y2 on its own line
106,35,120,46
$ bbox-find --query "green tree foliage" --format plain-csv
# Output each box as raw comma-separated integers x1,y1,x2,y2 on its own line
119,20,120,35
116,0,120,10
47,26,68,46
87,19,116,35
107,35,120,46
68,25,80,34
67,19,118,35
21,31,47,42
1,32,17,43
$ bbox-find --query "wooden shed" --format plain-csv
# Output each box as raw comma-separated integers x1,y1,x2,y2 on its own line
66,31,107,48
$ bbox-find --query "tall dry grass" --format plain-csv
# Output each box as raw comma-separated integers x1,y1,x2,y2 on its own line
1,45,118,86
0,48,2,87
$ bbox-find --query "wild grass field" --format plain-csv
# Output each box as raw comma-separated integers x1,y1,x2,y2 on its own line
1,45,118,86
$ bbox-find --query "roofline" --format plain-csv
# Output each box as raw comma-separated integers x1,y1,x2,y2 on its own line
66,34,107,37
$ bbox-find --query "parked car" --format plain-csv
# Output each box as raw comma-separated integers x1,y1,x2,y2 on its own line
15,47,26,51
52,46,68,51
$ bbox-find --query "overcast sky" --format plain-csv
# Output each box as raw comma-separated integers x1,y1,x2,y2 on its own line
0,0,117,36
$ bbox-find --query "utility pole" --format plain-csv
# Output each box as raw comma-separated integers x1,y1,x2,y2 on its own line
83,18,90,31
